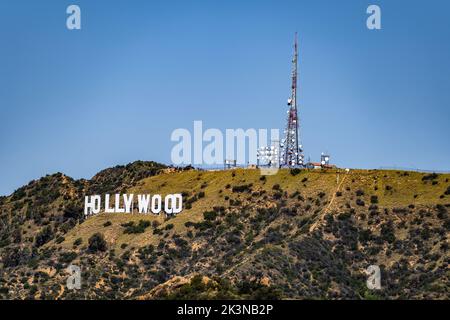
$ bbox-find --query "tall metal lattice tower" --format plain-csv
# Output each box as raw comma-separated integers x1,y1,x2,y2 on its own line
281,33,304,167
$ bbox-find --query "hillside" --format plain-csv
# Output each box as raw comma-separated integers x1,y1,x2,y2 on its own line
0,163,449,299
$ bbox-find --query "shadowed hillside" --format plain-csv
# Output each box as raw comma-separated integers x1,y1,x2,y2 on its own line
0,163,449,299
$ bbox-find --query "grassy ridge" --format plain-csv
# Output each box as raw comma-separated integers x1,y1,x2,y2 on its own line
59,168,449,252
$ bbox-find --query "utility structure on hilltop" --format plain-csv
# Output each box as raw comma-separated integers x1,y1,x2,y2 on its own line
280,33,304,168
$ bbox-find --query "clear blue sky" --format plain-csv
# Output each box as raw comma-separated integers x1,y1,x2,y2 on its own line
1,0,449,195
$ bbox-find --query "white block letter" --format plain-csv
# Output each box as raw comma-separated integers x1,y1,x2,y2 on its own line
124,194,134,213
151,195,162,214
138,194,150,214
164,194,183,215
84,195,101,216
105,194,114,213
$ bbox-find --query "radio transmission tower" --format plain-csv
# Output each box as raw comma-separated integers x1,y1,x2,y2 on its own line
281,33,304,167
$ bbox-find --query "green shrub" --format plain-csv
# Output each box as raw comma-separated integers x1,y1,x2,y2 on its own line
380,222,396,243
35,226,54,247
445,186,450,195
436,205,448,219
88,233,107,252
358,229,372,243
121,220,151,234
59,251,77,264
422,173,438,181
55,236,65,244
203,211,218,221
338,212,352,220
232,184,253,193
73,238,82,247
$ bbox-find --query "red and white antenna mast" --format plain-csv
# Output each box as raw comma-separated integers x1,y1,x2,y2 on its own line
281,33,304,167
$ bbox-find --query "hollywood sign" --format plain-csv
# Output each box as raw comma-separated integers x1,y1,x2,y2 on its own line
84,194,183,217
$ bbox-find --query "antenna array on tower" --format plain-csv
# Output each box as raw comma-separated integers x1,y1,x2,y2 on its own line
280,33,304,168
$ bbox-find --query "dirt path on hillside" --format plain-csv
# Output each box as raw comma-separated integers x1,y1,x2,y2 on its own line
309,171,349,232
221,246,264,277
221,216,282,277
55,284,65,300
221,171,350,278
